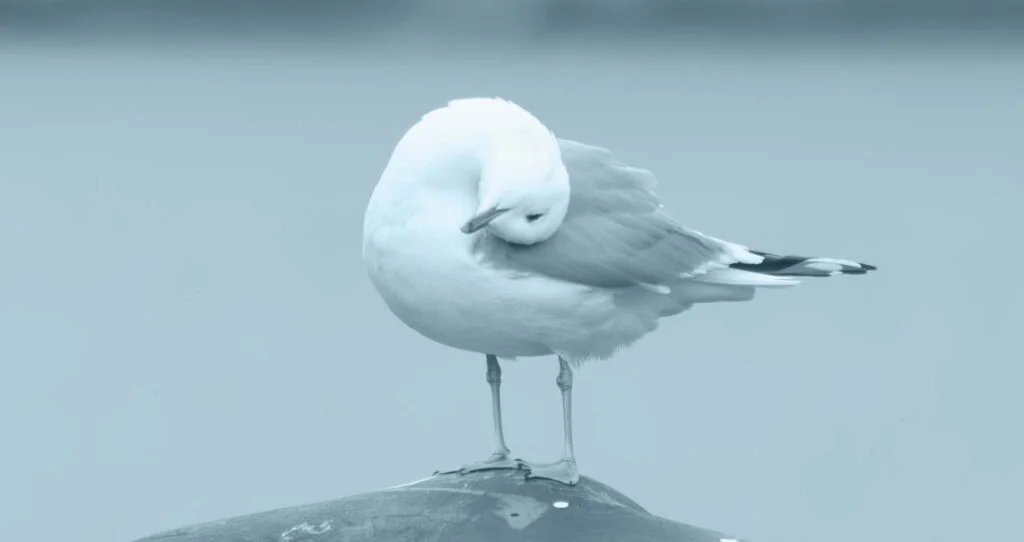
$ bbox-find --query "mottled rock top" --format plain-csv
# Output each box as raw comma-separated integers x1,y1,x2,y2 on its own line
135,469,746,542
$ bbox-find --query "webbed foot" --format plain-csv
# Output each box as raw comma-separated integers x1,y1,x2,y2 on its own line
434,451,526,476
522,457,579,486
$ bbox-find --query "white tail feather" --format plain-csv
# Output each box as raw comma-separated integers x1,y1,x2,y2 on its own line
692,268,802,288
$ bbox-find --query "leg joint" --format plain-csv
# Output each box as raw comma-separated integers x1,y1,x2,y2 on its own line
556,357,573,391
486,354,502,384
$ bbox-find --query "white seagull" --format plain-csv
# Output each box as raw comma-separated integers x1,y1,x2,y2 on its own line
362,97,876,485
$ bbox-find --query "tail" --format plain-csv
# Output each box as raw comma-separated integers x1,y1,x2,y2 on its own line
691,250,877,288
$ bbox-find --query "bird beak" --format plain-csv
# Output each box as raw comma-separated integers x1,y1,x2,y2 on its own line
461,206,509,234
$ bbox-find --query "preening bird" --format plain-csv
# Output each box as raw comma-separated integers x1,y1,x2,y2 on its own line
362,97,876,485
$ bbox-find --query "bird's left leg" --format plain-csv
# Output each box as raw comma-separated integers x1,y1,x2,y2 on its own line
522,356,580,485
435,354,523,476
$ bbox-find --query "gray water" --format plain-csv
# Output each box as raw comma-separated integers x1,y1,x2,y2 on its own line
2,29,1022,542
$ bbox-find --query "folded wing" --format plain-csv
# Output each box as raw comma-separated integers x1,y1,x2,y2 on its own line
486,139,772,290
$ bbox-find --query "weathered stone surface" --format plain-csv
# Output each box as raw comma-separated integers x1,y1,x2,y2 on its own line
135,470,745,542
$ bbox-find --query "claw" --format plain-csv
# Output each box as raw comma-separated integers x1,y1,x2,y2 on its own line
522,458,579,486
434,453,526,477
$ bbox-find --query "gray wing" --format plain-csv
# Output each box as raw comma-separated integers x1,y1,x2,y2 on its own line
486,138,754,289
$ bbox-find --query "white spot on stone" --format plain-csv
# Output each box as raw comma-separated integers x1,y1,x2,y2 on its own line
552,501,569,509
492,494,547,530
280,519,334,541
720,538,739,542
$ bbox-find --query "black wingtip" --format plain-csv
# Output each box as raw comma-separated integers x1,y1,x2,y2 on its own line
732,251,878,277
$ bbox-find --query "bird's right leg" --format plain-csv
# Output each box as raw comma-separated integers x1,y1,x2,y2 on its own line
434,354,523,476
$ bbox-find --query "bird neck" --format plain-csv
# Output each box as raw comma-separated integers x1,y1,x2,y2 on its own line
393,102,556,198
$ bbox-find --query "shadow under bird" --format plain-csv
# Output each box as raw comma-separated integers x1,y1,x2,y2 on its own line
362,97,876,486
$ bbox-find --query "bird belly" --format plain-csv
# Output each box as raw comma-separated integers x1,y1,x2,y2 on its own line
364,226,562,358
362,196,675,362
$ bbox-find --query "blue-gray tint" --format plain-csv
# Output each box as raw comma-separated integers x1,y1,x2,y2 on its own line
1,5,1022,542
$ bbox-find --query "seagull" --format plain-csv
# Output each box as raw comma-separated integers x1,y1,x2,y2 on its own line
362,97,876,485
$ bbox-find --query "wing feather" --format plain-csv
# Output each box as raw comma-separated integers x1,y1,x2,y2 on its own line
483,139,761,289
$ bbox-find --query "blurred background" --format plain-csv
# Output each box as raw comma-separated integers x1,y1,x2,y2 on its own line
3,0,1024,37
2,2,1022,542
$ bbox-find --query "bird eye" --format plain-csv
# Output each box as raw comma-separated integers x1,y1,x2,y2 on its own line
525,213,544,222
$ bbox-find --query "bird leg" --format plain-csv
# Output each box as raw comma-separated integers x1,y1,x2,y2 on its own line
435,354,523,476
523,356,580,485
